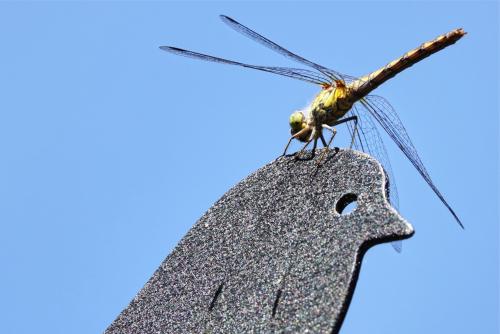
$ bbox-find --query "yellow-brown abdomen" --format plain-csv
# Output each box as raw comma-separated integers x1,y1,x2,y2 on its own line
349,28,466,99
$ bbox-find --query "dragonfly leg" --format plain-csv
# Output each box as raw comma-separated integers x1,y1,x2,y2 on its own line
330,116,358,150
316,125,337,165
282,137,295,156
317,133,329,165
282,127,310,156
296,138,314,159
296,128,318,159
322,124,337,148
319,133,328,147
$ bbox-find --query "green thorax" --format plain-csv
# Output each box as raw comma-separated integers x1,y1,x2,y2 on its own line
309,82,355,125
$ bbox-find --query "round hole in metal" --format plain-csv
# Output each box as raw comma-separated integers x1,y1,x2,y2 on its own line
336,193,358,215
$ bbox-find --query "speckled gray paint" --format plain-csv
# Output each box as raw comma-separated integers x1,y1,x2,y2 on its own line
105,149,414,334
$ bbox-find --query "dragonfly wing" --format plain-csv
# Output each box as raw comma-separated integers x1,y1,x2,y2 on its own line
346,104,402,253
361,95,464,228
160,46,329,85
219,15,354,83
347,104,399,210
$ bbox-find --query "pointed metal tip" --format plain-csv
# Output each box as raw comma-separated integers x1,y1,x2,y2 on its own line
401,221,414,238
406,222,415,235
388,210,414,241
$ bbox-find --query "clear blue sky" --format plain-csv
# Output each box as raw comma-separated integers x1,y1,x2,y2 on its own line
0,1,497,333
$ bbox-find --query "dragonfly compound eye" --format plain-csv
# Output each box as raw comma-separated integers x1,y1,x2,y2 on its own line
289,111,305,133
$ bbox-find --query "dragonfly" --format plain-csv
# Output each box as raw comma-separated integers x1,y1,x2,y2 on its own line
160,15,465,234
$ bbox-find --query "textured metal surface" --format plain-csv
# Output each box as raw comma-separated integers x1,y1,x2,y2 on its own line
105,149,414,334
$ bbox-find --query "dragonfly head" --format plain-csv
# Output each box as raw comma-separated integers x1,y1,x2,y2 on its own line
289,111,311,142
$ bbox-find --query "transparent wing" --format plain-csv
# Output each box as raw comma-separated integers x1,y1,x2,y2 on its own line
160,46,328,85
347,104,399,209
360,95,464,228
160,46,329,86
220,15,357,83
346,104,402,252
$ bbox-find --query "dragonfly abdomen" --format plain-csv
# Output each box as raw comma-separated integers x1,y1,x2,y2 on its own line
349,28,466,99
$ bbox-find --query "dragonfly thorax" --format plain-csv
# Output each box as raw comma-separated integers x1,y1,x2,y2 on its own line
310,82,355,126
288,83,356,143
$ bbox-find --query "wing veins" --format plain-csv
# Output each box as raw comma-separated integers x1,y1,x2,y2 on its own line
160,46,327,85
220,15,347,82
361,95,463,228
